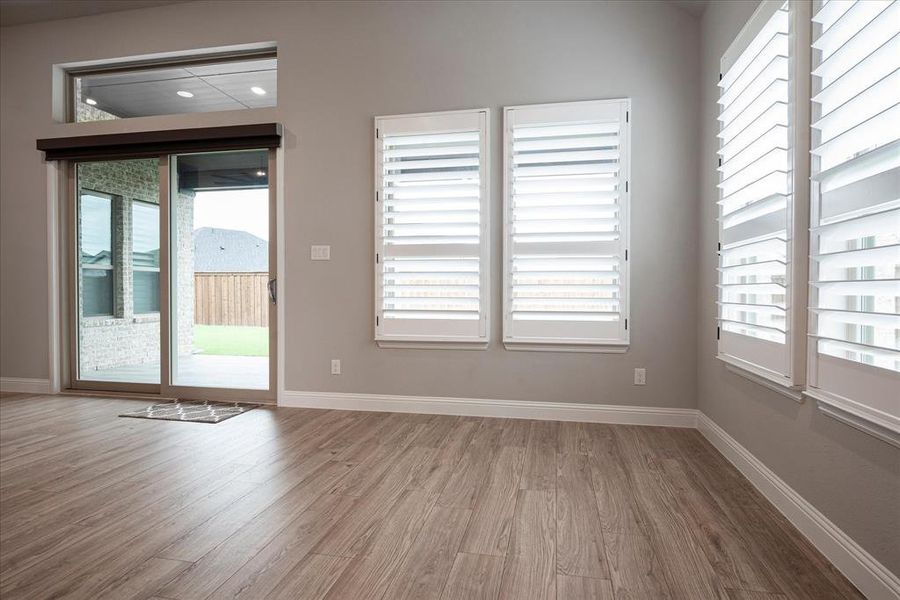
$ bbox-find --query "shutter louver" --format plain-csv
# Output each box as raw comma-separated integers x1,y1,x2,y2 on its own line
504,100,630,349
810,0,900,374
716,1,795,377
375,111,489,346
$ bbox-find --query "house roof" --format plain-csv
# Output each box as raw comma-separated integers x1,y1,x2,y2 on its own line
193,227,268,273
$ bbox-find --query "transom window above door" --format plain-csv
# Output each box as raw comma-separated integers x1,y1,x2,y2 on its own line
66,49,277,123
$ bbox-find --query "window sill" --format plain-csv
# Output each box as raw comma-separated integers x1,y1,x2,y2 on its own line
81,314,160,326
805,387,900,448
133,313,161,324
376,339,489,351
504,341,629,354
717,354,803,402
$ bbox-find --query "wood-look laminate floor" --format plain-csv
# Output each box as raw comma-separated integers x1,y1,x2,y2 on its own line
0,393,863,600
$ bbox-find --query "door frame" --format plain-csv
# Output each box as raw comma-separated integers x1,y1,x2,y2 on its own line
65,157,163,395
62,149,278,403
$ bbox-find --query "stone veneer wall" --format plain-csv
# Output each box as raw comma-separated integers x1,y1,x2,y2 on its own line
77,159,195,373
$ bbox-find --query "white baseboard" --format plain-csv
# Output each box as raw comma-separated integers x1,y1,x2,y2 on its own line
280,390,698,427
697,413,900,600
0,377,52,394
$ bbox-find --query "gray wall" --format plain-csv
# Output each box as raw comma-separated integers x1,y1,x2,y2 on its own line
698,0,900,575
0,0,701,407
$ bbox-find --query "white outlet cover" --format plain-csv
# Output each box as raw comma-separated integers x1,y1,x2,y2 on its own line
311,245,331,260
634,368,646,385
331,359,341,375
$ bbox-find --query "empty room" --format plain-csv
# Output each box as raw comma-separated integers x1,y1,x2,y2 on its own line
0,0,897,598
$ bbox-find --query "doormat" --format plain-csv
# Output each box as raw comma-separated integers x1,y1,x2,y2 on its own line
119,400,259,424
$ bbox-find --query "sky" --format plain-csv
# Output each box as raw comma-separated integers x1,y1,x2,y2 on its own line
192,189,269,241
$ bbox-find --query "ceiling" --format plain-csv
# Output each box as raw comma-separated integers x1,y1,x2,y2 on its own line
2,0,707,28
670,0,708,17
79,58,277,119
176,150,270,192
0,0,188,27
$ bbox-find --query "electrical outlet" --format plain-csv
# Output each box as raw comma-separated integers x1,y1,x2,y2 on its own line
331,359,341,375
634,368,646,385
311,245,331,260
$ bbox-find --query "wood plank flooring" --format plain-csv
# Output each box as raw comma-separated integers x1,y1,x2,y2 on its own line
0,393,864,600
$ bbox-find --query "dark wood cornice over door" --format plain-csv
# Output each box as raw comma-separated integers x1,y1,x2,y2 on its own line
37,123,282,161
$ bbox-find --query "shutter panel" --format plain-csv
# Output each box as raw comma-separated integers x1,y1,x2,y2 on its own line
375,110,489,346
717,1,795,377
807,0,900,439
504,100,629,350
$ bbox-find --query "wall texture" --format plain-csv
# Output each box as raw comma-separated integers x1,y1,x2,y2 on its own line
698,0,900,575
0,0,701,407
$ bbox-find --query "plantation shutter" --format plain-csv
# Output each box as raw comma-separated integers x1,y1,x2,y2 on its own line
807,0,900,443
503,99,630,350
717,0,803,382
374,110,489,347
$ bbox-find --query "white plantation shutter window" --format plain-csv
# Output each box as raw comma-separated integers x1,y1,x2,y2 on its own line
503,99,630,351
374,110,490,347
717,0,809,388
807,0,900,444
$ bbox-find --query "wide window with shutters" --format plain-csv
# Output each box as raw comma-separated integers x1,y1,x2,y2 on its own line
716,0,809,391
503,99,630,352
807,0,900,445
374,109,490,348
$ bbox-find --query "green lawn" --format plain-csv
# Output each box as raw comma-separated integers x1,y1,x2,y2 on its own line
193,325,269,357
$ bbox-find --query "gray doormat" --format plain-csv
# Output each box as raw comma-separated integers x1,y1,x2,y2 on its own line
119,400,259,423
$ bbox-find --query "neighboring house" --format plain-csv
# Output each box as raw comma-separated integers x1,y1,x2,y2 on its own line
193,228,270,328
193,227,268,272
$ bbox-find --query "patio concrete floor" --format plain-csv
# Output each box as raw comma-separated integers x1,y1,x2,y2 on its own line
86,354,269,390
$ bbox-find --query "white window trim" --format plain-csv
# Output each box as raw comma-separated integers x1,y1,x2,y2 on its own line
373,108,491,350
502,98,631,353
804,387,900,449
804,0,900,443
716,0,811,393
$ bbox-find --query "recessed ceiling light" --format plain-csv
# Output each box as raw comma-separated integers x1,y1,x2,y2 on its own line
256,170,266,177
250,86,267,96
177,90,194,98
85,98,98,106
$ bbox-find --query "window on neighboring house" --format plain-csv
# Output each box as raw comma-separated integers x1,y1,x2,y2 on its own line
374,109,490,348
716,0,808,389
807,0,900,444
132,201,160,314
503,99,630,352
70,50,276,123
79,192,115,317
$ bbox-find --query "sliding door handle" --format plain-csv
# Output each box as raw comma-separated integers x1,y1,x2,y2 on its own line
268,278,277,304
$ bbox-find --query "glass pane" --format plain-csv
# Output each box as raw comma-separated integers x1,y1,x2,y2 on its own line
82,268,113,317
172,149,270,390
76,159,160,384
133,201,160,314
74,56,276,122
134,271,160,314
80,193,112,265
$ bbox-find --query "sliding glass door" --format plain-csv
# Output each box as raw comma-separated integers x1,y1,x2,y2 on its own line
69,150,276,401
73,159,162,390
168,149,275,398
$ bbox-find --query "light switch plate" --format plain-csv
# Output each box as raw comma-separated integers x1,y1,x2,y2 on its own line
311,245,331,260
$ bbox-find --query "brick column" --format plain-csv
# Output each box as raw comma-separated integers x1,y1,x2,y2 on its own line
112,196,133,320
176,191,195,356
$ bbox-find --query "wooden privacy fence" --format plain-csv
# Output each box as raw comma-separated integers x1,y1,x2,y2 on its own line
194,272,269,327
